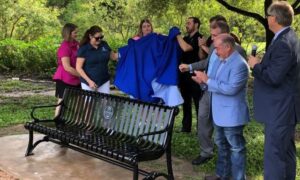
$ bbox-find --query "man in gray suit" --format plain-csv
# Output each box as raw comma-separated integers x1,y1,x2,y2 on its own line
179,21,246,165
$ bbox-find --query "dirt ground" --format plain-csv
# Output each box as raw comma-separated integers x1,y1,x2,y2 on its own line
0,125,27,137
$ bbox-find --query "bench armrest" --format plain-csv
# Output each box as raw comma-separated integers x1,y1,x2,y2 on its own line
31,102,62,123
136,127,169,143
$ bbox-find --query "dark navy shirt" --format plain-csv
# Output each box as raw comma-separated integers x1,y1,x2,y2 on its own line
77,41,111,87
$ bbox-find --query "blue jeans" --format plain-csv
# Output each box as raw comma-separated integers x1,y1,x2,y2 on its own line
214,125,246,180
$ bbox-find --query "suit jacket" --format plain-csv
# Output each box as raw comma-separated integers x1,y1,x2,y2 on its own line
252,27,299,124
296,44,300,122
207,51,250,127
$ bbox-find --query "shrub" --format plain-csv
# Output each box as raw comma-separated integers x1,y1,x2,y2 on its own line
0,37,126,79
0,38,59,77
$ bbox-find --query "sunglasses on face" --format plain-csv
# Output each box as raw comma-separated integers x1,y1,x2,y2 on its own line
93,35,104,41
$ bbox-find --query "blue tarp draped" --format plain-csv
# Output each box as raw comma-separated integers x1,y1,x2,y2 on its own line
114,27,182,104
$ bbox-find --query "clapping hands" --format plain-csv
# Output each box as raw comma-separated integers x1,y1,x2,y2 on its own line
191,71,208,84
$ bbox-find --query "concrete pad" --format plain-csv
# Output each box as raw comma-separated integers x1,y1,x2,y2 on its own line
0,134,143,180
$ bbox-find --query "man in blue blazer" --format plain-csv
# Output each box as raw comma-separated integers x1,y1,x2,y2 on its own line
193,34,249,180
248,1,299,179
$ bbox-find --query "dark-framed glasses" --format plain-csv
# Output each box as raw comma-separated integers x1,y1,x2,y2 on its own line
94,35,104,41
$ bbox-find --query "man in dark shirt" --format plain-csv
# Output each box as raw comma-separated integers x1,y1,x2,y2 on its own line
179,17,203,132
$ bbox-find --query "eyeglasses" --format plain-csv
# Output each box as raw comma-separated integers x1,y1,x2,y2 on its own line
93,35,104,41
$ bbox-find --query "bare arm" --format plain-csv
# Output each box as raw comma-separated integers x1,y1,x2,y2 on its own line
76,57,97,89
61,57,80,77
198,47,208,60
198,37,209,60
176,35,192,52
200,45,209,54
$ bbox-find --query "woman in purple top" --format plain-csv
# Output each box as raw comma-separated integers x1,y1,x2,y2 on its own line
53,23,81,116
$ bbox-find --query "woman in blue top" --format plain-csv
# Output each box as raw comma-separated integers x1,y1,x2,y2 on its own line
76,26,118,93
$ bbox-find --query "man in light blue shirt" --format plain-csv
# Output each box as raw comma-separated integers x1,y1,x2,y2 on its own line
192,33,249,180
179,21,246,166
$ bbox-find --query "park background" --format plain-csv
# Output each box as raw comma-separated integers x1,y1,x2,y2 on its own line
0,0,300,179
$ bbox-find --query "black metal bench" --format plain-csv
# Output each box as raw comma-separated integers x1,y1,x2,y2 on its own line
24,87,179,180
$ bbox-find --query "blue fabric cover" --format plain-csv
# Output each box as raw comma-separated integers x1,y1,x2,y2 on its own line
115,27,181,103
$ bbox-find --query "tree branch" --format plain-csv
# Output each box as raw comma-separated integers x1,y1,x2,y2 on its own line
10,15,23,38
216,0,266,25
292,0,300,9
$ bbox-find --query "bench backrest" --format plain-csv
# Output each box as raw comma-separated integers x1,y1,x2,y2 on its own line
58,88,178,147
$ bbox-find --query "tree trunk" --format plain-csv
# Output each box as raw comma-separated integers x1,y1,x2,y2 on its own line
265,25,274,49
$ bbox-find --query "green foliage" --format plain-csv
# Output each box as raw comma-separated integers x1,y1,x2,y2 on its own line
0,38,59,76
46,0,74,8
0,0,61,41
62,0,146,42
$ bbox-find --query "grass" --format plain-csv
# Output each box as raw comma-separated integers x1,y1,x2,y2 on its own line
0,79,54,93
0,95,56,127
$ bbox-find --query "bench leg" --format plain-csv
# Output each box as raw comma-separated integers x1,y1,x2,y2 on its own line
25,130,49,156
133,163,139,180
25,130,34,156
166,145,174,180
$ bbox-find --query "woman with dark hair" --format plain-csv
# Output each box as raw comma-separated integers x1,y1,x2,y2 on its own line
53,23,81,116
76,25,118,94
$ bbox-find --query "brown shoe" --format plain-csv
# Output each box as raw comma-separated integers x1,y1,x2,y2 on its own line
204,175,221,180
